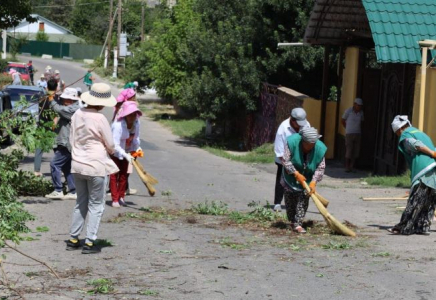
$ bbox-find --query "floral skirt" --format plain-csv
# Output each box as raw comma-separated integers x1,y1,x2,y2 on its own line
284,189,309,226
393,182,436,235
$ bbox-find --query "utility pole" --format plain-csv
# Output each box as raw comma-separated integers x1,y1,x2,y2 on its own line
117,0,122,60
107,0,114,58
141,1,145,42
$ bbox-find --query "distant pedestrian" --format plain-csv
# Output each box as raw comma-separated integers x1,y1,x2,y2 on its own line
34,78,57,177
9,69,22,85
341,98,364,172
27,60,34,85
282,127,326,233
84,69,94,91
388,116,436,235
110,101,142,208
45,88,80,200
37,74,47,90
124,81,138,90
273,107,310,212
67,83,119,254
54,70,65,92
44,65,52,80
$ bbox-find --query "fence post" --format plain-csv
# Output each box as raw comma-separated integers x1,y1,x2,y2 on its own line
1,30,6,59
112,47,118,78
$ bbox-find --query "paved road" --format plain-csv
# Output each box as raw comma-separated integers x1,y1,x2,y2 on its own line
3,57,436,300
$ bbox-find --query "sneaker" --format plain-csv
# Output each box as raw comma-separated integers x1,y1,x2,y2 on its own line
127,188,137,195
119,198,126,206
45,190,64,200
273,204,282,212
66,238,81,251
63,193,77,200
112,201,121,208
82,242,100,254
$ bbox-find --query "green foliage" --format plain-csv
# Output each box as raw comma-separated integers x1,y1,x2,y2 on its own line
203,143,274,164
192,201,229,215
228,201,282,224
321,240,352,250
35,30,49,42
87,278,115,295
0,0,35,29
9,36,28,61
0,59,8,72
35,226,49,232
139,289,159,296
363,170,411,188
0,97,56,247
136,0,325,120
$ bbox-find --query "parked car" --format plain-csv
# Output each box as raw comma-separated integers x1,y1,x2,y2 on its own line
4,62,30,82
0,85,45,128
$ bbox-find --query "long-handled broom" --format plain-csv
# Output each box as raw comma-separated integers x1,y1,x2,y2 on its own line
132,160,156,196
303,182,356,237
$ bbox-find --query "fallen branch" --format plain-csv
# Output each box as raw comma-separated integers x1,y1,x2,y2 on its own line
4,242,60,279
0,260,25,299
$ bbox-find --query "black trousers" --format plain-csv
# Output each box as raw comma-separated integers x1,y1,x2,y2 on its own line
274,163,284,205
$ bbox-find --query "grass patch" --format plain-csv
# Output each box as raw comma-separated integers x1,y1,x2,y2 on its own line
108,207,189,223
215,237,249,250
87,278,115,295
321,238,352,250
372,251,390,257
142,103,275,164
203,143,274,164
363,170,410,188
139,289,159,296
94,239,114,247
35,226,49,232
192,201,229,216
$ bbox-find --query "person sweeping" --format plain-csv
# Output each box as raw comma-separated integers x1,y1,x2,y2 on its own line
281,127,327,233
388,116,436,235
110,101,142,208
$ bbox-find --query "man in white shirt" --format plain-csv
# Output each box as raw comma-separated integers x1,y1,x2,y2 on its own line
37,74,47,90
273,107,310,212
341,98,364,172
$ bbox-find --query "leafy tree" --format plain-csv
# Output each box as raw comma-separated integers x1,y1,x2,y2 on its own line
35,30,49,41
0,0,36,30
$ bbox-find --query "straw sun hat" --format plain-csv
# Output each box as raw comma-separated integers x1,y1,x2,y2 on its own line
81,83,116,107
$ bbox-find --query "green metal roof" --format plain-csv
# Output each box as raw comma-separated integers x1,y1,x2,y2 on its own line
362,0,436,63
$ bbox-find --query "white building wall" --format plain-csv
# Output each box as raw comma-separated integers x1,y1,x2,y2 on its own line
8,22,65,34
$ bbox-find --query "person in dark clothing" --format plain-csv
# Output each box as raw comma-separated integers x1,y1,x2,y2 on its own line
28,60,34,85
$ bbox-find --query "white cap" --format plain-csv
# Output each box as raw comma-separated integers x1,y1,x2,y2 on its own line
133,81,138,87
391,115,411,133
291,107,308,127
60,88,80,101
55,70,60,74
354,98,363,105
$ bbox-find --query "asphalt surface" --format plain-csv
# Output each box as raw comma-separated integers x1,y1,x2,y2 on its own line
1,57,436,299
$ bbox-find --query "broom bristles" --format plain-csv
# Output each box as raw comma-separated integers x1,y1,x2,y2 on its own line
133,160,156,197
304,183,356,237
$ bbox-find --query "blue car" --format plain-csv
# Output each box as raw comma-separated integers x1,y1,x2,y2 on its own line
0,85,46,143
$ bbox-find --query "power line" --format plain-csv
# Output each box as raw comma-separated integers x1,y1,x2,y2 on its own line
33,1,111,8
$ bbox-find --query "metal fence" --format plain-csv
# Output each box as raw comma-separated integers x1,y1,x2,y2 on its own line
0,38,102,60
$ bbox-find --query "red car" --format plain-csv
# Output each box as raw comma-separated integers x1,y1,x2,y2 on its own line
4,62,30,82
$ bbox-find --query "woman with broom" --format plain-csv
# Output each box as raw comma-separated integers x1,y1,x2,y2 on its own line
281,127,327,233
110,101,142,208
388,116,436,235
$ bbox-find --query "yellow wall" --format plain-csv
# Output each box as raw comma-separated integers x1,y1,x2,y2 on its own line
412,66,436,142
338,47,360,136
303,98,337,159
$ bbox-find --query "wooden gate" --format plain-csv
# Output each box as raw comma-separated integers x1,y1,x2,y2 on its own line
373,64,416,175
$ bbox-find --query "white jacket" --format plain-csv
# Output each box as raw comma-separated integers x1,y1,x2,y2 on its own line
111,118,140,160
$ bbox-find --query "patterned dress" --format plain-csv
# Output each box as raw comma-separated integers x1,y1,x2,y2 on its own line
392,138,436,235
280,145,325,226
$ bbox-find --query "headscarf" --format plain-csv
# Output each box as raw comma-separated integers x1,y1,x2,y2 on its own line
116,88,136,103
391,115,411,133
300,127,321,144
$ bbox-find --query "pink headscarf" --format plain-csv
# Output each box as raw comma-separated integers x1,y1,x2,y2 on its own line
117,101,142,120
116,88,136,103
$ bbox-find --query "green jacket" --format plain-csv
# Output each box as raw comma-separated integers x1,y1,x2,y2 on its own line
399,127,436,183
283,134,327,190
83,72,93,85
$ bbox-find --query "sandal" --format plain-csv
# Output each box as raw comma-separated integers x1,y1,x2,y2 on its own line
387,228,400,235
293,225,306,234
